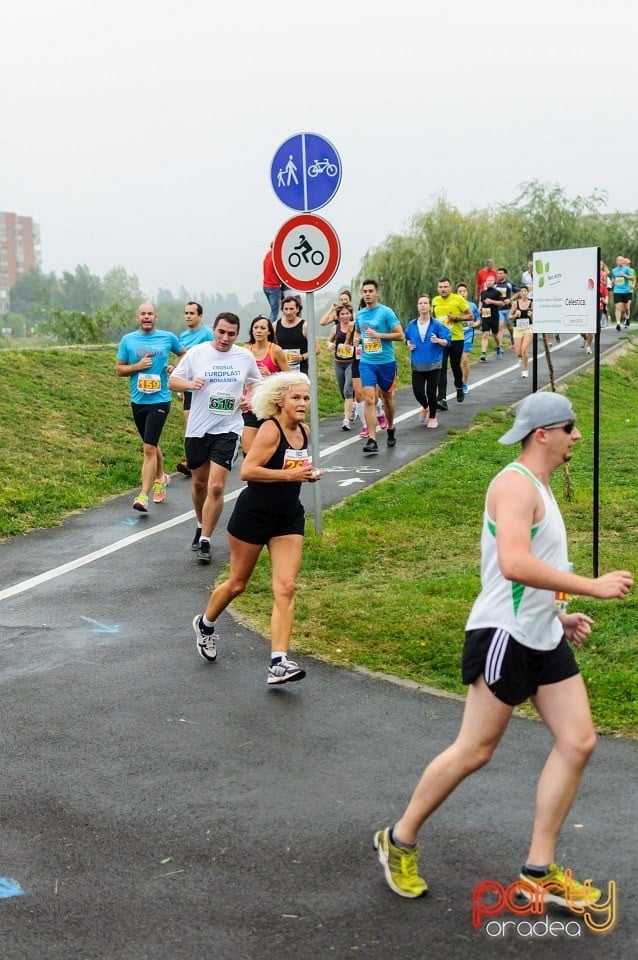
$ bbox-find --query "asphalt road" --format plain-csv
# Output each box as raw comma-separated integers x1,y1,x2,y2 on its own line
1,330,636,960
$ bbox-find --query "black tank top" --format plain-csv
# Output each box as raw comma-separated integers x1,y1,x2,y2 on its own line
246,419,309,509
275,319,309,374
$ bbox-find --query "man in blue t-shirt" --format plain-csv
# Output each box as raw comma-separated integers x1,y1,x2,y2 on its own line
354,279,404,454
176,301,213,477
611,256,633,330
116,303,186,513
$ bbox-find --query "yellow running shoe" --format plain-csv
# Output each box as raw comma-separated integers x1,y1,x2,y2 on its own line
518,863,601,907
373,827,428,898
133,493,148,513
152,476,168,503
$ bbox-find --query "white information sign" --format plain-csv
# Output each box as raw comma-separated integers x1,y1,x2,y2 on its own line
532,246,599,334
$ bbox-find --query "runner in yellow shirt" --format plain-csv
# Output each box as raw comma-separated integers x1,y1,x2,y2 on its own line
431,278,472,408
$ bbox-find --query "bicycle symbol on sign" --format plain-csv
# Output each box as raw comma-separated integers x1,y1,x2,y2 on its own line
288,234,325,268
307,158,338,178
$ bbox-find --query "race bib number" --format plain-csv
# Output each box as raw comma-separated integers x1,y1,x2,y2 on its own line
284,349,301,368
208,394,236,414
517,316,530,330
614,276,625,287
283,447,310,470
481,307,491,318
137,373,161,394
336,343,354,359
363,338,382,354
554,562,573,612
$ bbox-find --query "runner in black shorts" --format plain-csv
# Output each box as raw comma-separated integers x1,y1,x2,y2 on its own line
116,303,186,513
169,312,262,564
191,372,324,685
373,391,633,903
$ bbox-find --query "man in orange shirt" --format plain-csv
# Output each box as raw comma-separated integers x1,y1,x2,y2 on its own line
262,243,285,323
474,259,497,304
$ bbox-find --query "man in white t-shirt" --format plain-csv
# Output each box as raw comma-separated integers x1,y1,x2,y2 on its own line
169,313,262,564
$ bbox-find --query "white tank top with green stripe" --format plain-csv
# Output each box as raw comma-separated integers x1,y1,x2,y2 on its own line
465,463,568,651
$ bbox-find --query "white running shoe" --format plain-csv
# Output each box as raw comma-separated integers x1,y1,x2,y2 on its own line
267,656,306,685
193,615,218,662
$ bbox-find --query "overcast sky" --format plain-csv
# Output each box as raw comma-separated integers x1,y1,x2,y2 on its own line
4,0,636,305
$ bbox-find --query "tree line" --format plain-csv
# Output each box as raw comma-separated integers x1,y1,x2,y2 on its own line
6,265,249,344
355,180,638,321
8,181,636,343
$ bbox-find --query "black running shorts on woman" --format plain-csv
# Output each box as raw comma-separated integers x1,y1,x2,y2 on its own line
227,419,308,546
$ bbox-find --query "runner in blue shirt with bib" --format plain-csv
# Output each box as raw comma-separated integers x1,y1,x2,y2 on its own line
116,303,185,512
354,279,404,454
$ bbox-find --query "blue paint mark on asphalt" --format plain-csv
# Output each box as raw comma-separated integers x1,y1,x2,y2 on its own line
0,877,24,899
80,617,121,634
121,518,140,526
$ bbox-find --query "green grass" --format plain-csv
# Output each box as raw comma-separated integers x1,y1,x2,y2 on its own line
232,343,638,737
1,340,636,736
0,344,410,536
0,347,188,536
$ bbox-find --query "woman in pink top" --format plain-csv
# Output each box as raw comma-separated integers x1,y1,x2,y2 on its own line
241,316,290,453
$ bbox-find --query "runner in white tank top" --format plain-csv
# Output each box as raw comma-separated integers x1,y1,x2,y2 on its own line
373,392,633,906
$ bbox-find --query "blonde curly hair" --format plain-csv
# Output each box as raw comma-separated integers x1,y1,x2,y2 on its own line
251,372,310,421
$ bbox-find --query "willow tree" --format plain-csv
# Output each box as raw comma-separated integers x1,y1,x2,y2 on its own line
354,182,638,320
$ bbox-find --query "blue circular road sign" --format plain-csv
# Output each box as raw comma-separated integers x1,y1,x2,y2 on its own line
271,132,342,212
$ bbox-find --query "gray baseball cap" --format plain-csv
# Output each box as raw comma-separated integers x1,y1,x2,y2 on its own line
499,392,577,445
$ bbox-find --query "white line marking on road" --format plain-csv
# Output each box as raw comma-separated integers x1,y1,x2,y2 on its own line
0,496,242,602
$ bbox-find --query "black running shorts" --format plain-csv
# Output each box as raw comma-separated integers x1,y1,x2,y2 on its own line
481,316,500,335
131,401,171,447
227,490,305,545
185,432,241,471
462,627,579,706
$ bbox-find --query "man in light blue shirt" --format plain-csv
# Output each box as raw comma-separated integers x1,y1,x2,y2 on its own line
611,256,633,330
354,279,404,454
116,303,185,512
176,302,213,477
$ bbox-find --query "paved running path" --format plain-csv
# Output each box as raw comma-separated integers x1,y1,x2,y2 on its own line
1,330,635,959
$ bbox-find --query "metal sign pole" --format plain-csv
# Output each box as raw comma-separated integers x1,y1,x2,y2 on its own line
593,247,601,577
305,291,323,534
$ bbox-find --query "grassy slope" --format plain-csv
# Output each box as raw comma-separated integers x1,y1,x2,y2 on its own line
0,342,636,735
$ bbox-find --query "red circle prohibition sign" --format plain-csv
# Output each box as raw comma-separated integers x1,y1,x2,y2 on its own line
272,214,341,292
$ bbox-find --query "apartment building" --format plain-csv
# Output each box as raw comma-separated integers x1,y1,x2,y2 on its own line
0,212,41,314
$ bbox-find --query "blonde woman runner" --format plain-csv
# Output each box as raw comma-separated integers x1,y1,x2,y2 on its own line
192,373,323,685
